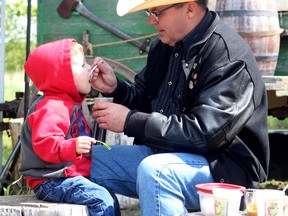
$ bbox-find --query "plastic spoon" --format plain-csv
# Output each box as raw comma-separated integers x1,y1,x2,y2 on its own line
283,183,288,193
89,65,98,80
95,140,111,150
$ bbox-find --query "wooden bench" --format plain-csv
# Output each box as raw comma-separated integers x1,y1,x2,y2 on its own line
0,195,89,216
0,194,140,216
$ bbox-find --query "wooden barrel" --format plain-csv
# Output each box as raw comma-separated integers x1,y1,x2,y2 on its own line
278,11,288,35
216,0,282,76
275,37,288,76
207,0,216,11
275,0,288,76
276,0,288,11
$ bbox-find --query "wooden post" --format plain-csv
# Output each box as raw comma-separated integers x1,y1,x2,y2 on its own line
8,118,23,148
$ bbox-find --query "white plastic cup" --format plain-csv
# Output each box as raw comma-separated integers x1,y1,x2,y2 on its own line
94,96,113,103
256,189,284,216
245,188,258,216
213,188,243,216
92,96,113,140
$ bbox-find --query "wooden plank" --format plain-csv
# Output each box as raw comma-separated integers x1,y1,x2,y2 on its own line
276,90,288,97
263,76,288,97
9,118,23,148
263,76,287,83
262,76,288,118
0,195,89,216
267,91,288,109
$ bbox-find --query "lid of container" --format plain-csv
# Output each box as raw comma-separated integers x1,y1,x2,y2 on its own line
195,183,246,194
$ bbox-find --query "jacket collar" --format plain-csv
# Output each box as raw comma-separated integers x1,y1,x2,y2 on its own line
183,10,219,60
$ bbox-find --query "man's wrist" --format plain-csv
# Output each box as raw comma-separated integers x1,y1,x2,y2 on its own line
124,110,149,139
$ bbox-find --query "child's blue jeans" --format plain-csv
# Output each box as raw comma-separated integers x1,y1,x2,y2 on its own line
33,175,120,216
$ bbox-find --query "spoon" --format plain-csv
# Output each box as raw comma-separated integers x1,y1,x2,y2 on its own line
94,140,111,150
283,183,288,193
89,65,98,80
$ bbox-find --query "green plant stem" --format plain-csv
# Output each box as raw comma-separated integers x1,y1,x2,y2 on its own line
95,140,111,150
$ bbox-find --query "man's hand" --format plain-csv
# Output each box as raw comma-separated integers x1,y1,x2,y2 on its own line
89,57,118,94
92,102,130,133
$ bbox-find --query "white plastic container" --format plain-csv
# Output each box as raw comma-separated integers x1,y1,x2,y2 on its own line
284,195,288,216
197,190,214,216
195,183,246,216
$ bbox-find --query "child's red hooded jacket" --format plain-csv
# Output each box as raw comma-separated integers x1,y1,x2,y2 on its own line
19,39,92,189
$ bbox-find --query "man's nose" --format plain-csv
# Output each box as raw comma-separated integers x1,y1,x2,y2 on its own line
147,15,158,25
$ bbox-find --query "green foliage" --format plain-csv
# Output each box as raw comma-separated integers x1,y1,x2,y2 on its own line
2,128,13,167
3,176,22,195
5,0,37,42
267,116,288,130
4,70,25,101
2,175,31,196
260,180,288,195
5,40,36,72
4,0,37,73
2,72,24,167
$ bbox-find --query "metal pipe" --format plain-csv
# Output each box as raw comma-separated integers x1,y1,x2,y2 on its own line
0,0,6,174
24,0,32,120
0,139,21,183
76,2,149,53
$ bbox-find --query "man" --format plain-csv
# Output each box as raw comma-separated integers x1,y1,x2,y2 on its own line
89,0,269,215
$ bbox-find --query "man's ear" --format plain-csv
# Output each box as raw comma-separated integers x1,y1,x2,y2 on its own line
186,2,197,17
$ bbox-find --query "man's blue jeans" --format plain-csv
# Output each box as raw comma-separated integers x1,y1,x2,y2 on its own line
90,145,214,216
33,176,120,216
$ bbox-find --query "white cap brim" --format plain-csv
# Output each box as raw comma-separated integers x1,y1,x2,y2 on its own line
116,0,195,16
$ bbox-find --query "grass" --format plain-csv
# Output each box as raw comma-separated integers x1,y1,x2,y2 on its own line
2,71,25,167
267,117,288,130
3,71,26,102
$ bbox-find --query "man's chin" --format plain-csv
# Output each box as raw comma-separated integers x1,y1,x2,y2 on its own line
158,35,168,44
159,38,175,46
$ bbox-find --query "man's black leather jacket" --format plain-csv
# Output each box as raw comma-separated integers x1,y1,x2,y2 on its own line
109,11,269,188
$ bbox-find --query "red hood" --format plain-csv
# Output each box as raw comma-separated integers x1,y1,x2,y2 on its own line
24,38,82,101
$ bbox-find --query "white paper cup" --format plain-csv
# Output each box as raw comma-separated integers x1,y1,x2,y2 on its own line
256,189,284,216
283,195,288,216
213,188,243,216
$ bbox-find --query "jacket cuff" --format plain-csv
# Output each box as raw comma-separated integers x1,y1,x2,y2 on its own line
102,79,128,103
124,110,149,140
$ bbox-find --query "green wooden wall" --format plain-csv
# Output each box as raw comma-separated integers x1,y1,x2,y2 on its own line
37,0,158,73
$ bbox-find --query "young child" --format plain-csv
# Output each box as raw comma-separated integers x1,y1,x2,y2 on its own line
19,38,119,216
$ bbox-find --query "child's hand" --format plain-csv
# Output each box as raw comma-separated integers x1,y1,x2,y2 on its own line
75,136,96,154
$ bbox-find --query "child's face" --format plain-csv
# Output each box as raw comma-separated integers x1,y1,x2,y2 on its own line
71,48,92,95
